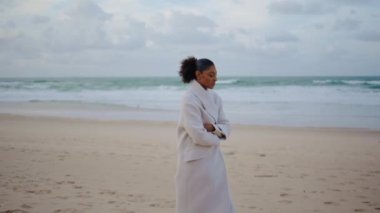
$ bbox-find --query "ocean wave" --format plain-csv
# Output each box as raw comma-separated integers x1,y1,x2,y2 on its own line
312,79,367,86
367,80,380,85
0,77,183,92
342,80,367,85
0,81,51,90
311,78,380,89
312,80,333,84
217,79,239,85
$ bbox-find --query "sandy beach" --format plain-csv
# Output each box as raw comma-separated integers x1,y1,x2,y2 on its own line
1,113,380,213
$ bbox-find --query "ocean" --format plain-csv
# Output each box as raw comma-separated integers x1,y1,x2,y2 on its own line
1,76,380,129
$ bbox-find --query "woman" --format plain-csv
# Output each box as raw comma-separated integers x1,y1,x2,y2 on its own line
176,56,235,213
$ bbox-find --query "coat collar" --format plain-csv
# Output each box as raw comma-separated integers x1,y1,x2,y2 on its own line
189,80,219,120
189,80,209,101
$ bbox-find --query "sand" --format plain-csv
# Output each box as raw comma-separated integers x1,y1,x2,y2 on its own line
1,113,380,213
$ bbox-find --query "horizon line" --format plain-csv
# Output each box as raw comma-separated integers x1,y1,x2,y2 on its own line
1,74,380,79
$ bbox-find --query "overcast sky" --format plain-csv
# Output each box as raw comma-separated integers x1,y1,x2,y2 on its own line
0,0,379,77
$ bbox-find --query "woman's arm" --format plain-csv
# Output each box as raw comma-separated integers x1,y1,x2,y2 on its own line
183,101,221,147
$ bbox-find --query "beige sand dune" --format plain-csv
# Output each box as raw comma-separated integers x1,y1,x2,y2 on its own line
1,114,380,213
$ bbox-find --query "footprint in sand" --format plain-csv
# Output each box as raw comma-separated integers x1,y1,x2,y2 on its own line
254,174,278,178
126,193,147,203
0,210,29,213
278,200,293,204
20,204,32,210
357,195,368,199
78,202,92,207
25,189,51,195
99,190,116,196
162,200,176,208
329,188,342,192
55,196,69,200
75,193,92,199
224,151,235,156
52,209,80,213
323,201,339,206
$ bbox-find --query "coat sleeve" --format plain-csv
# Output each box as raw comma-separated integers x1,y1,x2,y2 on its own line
214,95,231,139
183,101,221,147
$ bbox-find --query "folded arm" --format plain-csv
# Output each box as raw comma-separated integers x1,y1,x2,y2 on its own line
183,102,221,147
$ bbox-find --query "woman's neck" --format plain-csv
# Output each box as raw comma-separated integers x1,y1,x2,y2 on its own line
196,80,207,90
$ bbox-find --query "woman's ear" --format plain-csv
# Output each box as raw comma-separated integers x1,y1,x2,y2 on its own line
195,70,202,80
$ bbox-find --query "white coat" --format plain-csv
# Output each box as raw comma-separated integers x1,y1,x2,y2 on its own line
176,80,235,213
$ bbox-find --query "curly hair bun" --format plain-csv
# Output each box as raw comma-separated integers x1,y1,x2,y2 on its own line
179,56,197,83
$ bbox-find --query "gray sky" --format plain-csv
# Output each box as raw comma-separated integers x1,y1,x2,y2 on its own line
0,0,379,77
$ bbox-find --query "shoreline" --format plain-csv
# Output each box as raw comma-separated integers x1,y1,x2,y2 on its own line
1,101,380,131
1,113,379,134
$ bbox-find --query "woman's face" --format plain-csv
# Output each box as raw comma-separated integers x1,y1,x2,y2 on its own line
196,65,218,90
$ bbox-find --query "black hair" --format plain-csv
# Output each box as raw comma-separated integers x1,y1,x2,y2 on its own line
179,56,214,83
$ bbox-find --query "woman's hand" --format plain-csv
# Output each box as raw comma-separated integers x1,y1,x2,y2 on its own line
203,123,215,132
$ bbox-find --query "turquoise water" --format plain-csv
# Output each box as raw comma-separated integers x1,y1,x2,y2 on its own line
1,76,380,129
1,76,379,91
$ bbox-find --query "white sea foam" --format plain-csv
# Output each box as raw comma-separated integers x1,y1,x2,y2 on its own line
342,80,366,85
312,80,333,84
368,80,380,85
216,79,239,85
